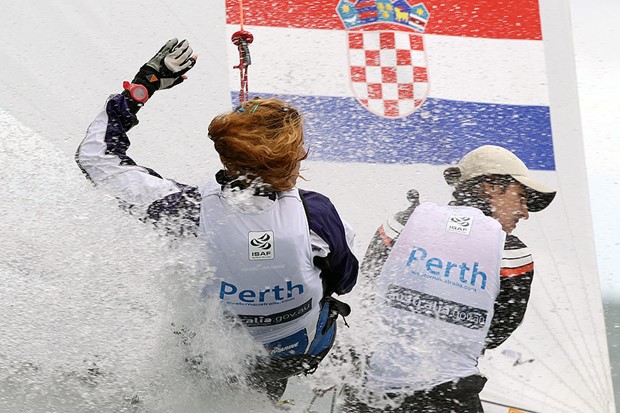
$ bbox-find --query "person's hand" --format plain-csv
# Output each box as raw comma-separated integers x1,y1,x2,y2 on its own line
131,38,197,98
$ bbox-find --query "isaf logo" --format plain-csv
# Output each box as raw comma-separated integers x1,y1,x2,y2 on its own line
446,215,473,235
249,231,275,260
336,0,431,119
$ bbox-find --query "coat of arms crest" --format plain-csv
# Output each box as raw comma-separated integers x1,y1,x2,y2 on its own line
336,0,431,119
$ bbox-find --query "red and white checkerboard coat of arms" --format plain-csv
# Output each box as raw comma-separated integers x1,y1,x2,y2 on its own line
336,1,431,119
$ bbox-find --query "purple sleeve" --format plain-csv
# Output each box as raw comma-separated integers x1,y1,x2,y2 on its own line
299,189,359,295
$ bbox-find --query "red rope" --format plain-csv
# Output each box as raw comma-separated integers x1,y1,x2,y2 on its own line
232,0,253,103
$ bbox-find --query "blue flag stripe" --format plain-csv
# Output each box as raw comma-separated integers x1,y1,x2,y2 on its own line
233,93,555,171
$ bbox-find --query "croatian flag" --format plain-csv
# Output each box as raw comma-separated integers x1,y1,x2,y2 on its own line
225,0,554,171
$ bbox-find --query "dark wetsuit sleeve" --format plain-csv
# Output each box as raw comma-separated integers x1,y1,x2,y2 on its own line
485,234,534,349
299,189,359,296
75,93,201,236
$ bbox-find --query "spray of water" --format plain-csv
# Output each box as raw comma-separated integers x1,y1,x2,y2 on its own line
304,275,417,412
0,111,283,412
0,109,429,413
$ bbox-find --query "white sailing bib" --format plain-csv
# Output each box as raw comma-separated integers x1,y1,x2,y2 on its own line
198,183,324,346
366,202,505,392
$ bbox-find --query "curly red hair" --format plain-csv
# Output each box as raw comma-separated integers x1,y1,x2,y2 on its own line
208,98,307,191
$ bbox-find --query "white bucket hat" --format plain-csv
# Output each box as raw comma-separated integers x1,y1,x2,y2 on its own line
444,145,556,212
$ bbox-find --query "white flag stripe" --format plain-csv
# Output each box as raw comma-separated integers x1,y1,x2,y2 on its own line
226,25,549,106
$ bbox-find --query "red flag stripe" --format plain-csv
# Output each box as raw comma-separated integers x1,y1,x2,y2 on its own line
225,0,542,40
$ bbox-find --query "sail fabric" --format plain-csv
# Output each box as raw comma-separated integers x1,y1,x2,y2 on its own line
224,1,615,412
0,0,613,412
199,182,324,346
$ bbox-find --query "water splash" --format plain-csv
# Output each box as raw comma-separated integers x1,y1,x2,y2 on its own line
0,110,280,412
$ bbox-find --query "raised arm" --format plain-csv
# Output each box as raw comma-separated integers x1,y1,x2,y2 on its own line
76,38,201,235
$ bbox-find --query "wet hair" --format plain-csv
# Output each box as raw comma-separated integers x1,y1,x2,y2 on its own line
446,173,519,216
208,98,307,191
